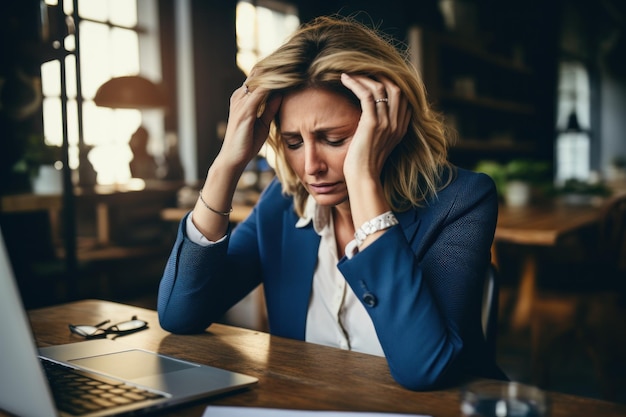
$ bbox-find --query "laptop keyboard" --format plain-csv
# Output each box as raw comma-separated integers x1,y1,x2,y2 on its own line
40,357,165,416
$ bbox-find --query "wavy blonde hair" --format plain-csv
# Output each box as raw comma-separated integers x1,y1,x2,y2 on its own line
246,15,453,217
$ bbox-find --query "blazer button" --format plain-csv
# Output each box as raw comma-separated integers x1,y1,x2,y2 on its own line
362,292,377,307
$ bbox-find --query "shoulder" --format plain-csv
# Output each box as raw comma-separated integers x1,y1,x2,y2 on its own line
252,178,298,223
406,166,497,224
257,177,292,207
436,166,497,203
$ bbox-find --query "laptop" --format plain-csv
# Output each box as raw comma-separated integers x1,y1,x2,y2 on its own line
0,226,258,417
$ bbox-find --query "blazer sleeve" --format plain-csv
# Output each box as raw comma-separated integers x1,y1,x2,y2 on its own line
156,182,287,334
337,171,498,390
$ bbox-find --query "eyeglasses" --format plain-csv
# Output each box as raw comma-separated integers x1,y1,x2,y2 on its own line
69,315,148,339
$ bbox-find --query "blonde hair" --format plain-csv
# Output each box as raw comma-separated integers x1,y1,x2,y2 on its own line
247,15,453,217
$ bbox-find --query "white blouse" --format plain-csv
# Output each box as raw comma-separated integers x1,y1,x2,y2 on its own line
296,198,384,356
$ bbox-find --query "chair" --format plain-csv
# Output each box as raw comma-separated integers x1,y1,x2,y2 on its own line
482,263,500,361
530,193,626,400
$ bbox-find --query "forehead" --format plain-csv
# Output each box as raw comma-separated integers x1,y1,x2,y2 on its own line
278,88,360,129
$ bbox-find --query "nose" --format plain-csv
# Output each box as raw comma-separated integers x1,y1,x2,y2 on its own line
304,142,327,176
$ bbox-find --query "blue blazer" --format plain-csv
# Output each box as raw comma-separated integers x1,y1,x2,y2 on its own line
158,167,506,390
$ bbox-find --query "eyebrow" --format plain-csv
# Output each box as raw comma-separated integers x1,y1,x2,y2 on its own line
280,125,353,138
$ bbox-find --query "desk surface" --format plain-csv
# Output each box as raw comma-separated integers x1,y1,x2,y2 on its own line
495,201,604,246
16,300,626,417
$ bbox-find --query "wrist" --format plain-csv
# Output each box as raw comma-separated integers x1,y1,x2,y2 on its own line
354,211,399,247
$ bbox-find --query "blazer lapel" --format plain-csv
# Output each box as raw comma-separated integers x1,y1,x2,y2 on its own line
273,211,320,340
397,208,421,250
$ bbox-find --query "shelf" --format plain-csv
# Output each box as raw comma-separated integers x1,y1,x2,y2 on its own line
436,32,534,75
410,25,555,170
440,91,536,115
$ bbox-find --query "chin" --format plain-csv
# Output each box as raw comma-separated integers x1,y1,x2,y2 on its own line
311,193,349,208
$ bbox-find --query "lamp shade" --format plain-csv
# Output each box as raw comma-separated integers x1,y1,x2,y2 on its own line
93,75,167,109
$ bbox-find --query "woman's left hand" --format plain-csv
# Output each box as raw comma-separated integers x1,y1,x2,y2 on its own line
340,73,411,180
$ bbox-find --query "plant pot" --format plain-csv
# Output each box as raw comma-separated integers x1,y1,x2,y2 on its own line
32,165,63,195
504,180,531,207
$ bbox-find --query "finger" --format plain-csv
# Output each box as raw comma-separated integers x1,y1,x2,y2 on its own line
340,73,380,109
254,93,282,140
377,76,411,138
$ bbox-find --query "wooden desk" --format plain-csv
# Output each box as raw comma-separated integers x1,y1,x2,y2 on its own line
1,181,182,246
13,299,626,417
496,202,603,246
494,201,605,330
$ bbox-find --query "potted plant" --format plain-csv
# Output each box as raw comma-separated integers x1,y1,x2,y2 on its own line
475,159,551,207
13,135,64,194
608,155,626,182
555,178,612,206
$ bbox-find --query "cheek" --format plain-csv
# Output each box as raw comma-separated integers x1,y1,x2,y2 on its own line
283,150,304,178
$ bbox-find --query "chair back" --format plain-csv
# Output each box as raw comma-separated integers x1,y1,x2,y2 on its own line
482,263,499,360
598,193,626,270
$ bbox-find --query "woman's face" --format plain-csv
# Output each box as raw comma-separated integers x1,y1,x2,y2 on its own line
278,88,361,208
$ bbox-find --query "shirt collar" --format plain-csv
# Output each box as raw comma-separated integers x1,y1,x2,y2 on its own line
295,196,331,236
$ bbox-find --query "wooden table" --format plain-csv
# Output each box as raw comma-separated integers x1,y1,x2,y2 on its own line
11,299,626,416
494,200,605,329
495,202,604,246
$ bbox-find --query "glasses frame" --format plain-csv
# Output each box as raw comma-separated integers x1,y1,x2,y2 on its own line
68,315,148,339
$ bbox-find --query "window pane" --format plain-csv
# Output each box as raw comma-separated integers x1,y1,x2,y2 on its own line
41,60,60,97
555,61,591,183
556,132,590,182
86,108,138,184
80,21,112,98
78,0,108,22
236,2,257,51
109,0,137,27
110,28,140,75
43,97,62,146
65,54,77,99
236,1,299,75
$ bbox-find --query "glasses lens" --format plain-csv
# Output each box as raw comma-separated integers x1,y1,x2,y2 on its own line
70,325,106,338
108,318,148,334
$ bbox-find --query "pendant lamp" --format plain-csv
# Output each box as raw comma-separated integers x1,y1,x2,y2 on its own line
93,75,166,109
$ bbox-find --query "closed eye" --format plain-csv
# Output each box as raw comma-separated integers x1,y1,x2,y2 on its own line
324,137,349,147
282,134,303,150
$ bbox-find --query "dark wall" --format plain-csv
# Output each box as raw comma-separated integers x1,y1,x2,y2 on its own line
190,0,246,179
295,0,445,41
0,0,49,194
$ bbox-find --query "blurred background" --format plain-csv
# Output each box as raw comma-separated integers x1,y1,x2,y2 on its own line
1,0,625,405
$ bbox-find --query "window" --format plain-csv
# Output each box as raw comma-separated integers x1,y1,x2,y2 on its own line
236,0,299,75
555,61,591,184
41,0,162,185
235,0,298,174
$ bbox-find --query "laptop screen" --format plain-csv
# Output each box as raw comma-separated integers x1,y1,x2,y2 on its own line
0,226,59,417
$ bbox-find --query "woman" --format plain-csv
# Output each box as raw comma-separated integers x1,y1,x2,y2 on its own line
158,15,506,390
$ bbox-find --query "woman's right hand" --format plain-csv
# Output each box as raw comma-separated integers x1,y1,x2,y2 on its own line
217,80,282,172
193,79,281,241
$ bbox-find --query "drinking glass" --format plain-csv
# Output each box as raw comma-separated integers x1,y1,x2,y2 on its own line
460,380,549,417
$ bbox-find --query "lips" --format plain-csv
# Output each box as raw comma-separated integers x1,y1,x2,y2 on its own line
308,182,341,194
